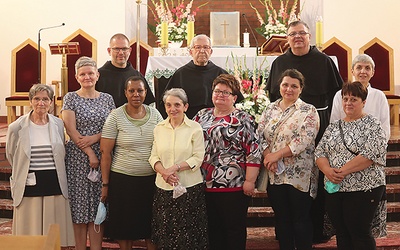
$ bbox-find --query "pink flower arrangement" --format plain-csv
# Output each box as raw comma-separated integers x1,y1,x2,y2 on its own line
229,53,270,122
148,0,208,41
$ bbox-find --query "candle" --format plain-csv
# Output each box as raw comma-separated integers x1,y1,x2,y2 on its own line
315,16,323,48
243,29,250,47
161,20,168,47
186,15,195,46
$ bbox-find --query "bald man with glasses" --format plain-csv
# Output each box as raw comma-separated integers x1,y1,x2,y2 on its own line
96,33,155,108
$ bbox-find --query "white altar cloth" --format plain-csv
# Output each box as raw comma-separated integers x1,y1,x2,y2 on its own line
152,47,258,57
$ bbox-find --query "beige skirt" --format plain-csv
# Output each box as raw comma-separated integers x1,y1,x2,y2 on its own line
12,195,75,247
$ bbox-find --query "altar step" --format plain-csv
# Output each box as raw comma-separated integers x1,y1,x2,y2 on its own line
0,218,399,250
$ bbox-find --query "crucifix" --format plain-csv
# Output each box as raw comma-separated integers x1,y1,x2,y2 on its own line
221,20,229,39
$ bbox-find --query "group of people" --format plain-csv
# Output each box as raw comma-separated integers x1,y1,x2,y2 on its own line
6,20,389,250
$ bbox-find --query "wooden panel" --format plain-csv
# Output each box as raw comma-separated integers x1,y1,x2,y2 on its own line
129,39,154,76
11,38,46,96
359,37,394,95
63,29,97,93
322,37,352,83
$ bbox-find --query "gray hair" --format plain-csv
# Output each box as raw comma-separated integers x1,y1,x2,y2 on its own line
28,84,54,101
189,34,212,50
75,56,97,73
163,88,188,105
352,54,375,70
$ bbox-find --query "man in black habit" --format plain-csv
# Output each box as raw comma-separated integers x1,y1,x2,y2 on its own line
160,34,243,118
266,20,343,243
96,33,155,107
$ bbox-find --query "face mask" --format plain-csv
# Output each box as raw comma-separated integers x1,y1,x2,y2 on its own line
94,202,106,233
173,182,187,199
87,168,101,182
325,181,340,194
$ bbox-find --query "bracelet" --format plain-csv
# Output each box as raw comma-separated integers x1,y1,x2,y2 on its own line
102,183,109,187
176,164,181,172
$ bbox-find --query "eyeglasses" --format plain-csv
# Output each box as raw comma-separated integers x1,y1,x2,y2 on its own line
213,90,233,97
110,47,130,53
287,31,309,37
192,45,211,51
32,97,51,103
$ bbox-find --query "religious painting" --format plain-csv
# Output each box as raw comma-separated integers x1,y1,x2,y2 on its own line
210,12,240,47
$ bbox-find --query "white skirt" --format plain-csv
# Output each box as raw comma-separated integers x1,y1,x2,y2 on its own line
12,195,75,246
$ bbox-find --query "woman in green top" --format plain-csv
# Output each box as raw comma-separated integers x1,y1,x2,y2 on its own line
100,76,163,250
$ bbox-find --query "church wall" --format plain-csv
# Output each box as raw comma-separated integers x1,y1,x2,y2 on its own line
0,0,140,117
323,0,399,94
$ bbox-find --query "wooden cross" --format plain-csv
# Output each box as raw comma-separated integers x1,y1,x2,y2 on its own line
221,20,229,38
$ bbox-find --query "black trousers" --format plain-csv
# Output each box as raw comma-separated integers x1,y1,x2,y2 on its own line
268,184,313,250
205,191,250,250
325,186,384,250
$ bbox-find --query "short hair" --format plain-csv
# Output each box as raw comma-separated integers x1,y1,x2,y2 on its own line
163,88,188,105
212,74,241,96
29,84,54,101
287,20,310,32
75,56,97,73
352,54,375,70
109,33,130,45
189,34,212,50
277,69,305,89
341,81,368,101
125,75,145,90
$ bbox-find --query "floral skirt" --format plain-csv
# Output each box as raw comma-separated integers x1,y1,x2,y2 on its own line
151,183,208,249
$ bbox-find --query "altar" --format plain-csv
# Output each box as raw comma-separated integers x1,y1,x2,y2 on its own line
145,53,277,106
144,51,338,109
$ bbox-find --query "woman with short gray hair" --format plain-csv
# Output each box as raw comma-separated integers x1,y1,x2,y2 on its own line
6,84,74,247
62,56,115,250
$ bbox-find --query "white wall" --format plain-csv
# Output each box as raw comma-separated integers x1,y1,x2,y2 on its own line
302,0,399,94
0,0,148,116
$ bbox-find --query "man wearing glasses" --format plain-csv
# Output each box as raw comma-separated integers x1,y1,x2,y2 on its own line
266,20,343,243
96,33,155,107
161,34,243,118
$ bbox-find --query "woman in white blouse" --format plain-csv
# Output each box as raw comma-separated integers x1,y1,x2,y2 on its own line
258,69,320,250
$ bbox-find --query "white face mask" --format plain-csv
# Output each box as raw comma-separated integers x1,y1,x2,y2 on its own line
87,168,101,182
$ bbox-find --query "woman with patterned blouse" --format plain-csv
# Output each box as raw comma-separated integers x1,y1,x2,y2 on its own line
193,74,261,250
315,81,387,250
62,56,115,250
257,69,320,250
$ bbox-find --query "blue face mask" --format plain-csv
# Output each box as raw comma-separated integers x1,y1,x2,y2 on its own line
94,202,106,225
325,181,340,194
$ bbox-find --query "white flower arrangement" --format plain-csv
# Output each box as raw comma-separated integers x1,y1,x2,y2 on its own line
155,22,187,42
263,21,287,39
236,92,270,123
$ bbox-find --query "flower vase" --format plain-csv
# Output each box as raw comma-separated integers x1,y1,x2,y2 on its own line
169,40,183,48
